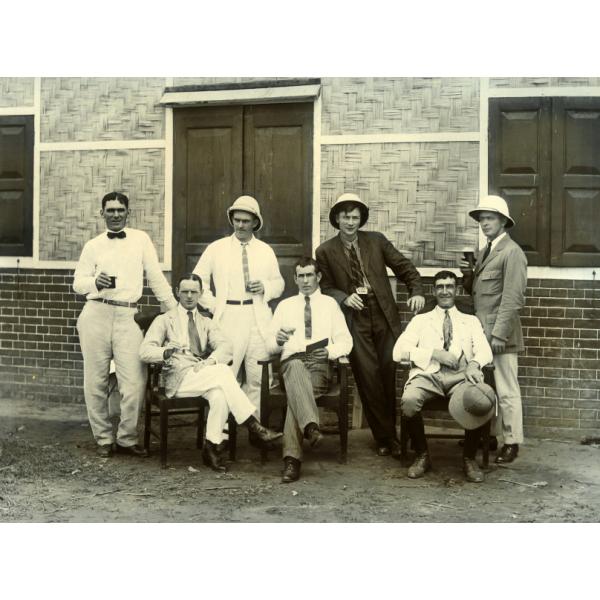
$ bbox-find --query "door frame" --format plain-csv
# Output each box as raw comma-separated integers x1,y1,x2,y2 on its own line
161,79,321,273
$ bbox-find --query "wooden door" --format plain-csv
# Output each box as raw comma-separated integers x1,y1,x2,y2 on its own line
173,102,313,299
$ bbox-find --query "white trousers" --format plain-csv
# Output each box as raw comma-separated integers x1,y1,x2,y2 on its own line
219,304,269,416
175,363,255,444
492,352,524,444
76,301,145,447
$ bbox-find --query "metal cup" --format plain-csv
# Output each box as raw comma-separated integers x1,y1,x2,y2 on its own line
107,275,117,289
356,286,368,303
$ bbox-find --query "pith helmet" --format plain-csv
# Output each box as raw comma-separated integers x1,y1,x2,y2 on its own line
469,195,515,228
227,195,263,231
328,193,370,230
449,382,496,430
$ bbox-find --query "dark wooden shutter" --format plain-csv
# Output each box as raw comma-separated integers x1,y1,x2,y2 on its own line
551,97,600,267
488,98,552,266
0,116,34,256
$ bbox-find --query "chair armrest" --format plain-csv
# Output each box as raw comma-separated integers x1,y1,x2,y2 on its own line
258,357,276,366
396,359,412,369
336,356,350,365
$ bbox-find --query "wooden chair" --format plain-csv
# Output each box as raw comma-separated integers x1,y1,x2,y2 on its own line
135,311,237,468
397,360,497,467
258,355,351,463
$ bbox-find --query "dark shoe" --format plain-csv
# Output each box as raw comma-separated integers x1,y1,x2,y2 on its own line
304,423,323,448
281,457,301,483
463,458,484,483
96,444,112,458
115,444,148,457
495,444,519,464
245,417,283,445
390,438,403,460
202,441,227,472
376,444,391,456
459,436,498,451
407,453,431,479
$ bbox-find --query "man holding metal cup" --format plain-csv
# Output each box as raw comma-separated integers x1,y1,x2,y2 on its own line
316,193,425,457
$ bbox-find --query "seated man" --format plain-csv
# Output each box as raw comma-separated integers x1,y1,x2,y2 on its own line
268,257,353,483
139,273,282,472
393,270,495,483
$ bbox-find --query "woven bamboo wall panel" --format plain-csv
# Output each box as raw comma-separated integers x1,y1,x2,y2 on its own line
321,78,479,135
40,78,166,142
0,78,34,107
320,142,480,267
39,149,165,261
489,77,600,88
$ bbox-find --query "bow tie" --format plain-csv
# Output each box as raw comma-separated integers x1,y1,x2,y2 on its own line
107,231,126,239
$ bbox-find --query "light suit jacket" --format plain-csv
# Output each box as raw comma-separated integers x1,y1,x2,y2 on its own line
139,307,232,398
193,235,284,340
462,233,527,353
393,307,493,382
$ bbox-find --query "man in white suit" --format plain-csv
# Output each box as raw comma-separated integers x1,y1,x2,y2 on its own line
393,270,495,483
139,274,282,472
193,196,284,440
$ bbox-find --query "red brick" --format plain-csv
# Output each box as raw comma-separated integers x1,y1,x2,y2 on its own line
575,399,599,408
539,298,574,308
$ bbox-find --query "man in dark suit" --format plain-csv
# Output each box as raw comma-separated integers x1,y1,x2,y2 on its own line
316,193,425,456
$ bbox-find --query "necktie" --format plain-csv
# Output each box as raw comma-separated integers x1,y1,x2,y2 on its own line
187,311,203,357
241,242,250,289
443,309,453,351
481,241,492,263
107,231,126,239
304,295,312,339
348,244,364,290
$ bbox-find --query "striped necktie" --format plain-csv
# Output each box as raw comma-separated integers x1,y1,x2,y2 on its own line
304,295,312,339
481,241,492,263
241,242,250,289
187,311,203,357
348,244,364,290
443,310,453,351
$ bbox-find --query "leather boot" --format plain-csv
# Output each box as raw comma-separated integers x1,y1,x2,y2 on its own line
407,453,432,479
463,457,484,483
304,422,323,448
245,416,283,445
495,443,519,464
202,440,226,472
281,456,301,483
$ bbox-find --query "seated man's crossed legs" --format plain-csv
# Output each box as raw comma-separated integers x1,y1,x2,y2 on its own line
175,363,281,472
279,351,331,483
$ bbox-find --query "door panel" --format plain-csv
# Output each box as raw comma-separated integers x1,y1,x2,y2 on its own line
552,98,600,266
173,107,243,276
488,98,551,265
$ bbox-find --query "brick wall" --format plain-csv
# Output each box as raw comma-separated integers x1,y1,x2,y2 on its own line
0,269,160,405
395,277,600,440
1,270,598,441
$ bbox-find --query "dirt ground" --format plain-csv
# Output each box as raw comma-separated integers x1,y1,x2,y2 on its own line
1,398,599,523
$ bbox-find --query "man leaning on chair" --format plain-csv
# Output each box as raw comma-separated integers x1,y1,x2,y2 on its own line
139,273,282,472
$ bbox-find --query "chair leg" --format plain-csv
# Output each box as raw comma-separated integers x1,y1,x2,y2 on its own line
260,409,269,464
228,413,237,461
482,422,490,468
196,404,205,450
143,395,151,450
159,404,168,469
400,417,409,457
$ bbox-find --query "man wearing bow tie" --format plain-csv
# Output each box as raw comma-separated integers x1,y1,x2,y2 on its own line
73,192,178,458
139,274,282,472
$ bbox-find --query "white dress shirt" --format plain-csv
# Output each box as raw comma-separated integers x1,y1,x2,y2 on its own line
73,227,176,308
176,303,200,349
487,231,506,252
268,289,353,361
226,235,255,301
431,305,464,360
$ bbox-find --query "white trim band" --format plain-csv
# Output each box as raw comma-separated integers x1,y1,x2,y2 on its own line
39,140,167,152
320,132,480,145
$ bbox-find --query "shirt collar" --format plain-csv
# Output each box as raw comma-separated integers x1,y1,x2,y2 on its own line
231,233,255,246
105,227,128,234
339,234,358,250
488,231,507,251
298,289,322,300
177,303,198,318
434,305,459,318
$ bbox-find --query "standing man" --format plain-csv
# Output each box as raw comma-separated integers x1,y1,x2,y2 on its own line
193,195,284,436
316,193,425,457
393,271,495,483
139,274,282,472
73,191,177,457
267,257,353,483
460,195,528,464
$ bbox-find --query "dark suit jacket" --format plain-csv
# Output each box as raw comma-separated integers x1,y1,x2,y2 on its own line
462,233,527,353
315,231,423,339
